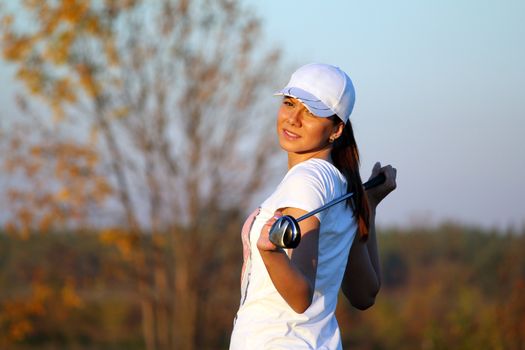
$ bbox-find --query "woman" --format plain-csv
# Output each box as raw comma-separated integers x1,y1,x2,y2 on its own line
230,63,397,349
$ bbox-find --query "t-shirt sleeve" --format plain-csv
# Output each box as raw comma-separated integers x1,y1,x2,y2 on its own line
269,164,330,222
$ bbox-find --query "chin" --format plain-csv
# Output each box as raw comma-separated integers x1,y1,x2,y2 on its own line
278,140,301,153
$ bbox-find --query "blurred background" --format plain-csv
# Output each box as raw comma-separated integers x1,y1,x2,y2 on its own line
0,0,523,349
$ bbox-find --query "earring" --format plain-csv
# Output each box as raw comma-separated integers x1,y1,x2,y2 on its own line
329,136,335,143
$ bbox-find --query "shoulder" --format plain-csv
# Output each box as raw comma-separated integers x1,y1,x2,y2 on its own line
286,158,346,191
260,159,346,215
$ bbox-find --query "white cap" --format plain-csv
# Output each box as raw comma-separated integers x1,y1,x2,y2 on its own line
274,63,356,123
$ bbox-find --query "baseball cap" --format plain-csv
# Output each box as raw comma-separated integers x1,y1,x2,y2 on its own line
274,63,356,123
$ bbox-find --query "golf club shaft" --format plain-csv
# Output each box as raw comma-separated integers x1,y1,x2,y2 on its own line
295,173,386,223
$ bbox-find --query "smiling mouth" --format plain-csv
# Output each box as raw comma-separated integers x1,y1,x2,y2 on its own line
283,129,300,140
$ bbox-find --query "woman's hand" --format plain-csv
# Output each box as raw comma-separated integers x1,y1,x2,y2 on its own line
256,208,319,313
366,162,397,209
257,211,283,252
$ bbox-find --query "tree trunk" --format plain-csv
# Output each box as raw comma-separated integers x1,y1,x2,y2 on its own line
172,232,199,350
153,239,171,349
135,255,157,350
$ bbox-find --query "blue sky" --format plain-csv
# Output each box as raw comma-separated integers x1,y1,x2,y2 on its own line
245,0,525,229
1,0,523,229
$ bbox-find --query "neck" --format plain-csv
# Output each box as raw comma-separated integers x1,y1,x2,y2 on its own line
287,147,333,169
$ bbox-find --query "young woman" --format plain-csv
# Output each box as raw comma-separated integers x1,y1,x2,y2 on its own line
229,63,397,349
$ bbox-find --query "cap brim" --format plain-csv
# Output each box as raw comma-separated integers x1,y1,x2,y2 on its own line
274,87,334,117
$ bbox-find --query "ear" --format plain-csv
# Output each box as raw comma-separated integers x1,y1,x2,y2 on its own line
330,122,344,141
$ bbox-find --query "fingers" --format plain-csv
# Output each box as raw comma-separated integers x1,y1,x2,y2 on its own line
265,211,283,227
263,211,284,238
371,161,382,177
259,211,283,252
381,164,397,190
370,162,397,190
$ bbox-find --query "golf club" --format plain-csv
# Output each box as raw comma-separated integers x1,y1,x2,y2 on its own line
269,172,386,248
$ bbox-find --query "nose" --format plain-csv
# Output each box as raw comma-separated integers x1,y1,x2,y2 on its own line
286,109,301,126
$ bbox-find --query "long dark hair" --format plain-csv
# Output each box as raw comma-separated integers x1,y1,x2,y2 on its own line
329,116,370,241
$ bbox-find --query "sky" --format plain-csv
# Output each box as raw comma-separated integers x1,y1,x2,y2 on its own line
244,0,525,229
1,0,524,230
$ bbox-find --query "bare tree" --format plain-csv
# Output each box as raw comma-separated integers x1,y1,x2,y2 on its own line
1,1,282,349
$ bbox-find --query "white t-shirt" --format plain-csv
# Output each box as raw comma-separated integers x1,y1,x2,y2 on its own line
230,158,358,350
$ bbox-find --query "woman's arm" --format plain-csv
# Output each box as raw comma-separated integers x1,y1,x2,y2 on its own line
257,207,319,314
341,162,397,310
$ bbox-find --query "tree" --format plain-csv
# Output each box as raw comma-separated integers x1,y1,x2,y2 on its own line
0,1,282,349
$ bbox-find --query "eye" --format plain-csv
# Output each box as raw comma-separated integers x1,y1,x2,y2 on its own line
283,99,294,107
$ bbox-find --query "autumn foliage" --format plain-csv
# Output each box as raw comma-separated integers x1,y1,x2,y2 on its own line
1,1,281,349
1,1,524,350
1,226,524,349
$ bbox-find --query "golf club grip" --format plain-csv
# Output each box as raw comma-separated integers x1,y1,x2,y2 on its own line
363,172,386,191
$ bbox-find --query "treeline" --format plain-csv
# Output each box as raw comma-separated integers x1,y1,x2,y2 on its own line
1,224,524,350
338,224,525,350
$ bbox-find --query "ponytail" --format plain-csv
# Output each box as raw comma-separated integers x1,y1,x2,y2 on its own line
330,117,370,241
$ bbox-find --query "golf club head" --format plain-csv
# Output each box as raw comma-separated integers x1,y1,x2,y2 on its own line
269,215,301,249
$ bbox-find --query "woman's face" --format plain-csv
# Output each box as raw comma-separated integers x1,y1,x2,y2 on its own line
277,97,340,158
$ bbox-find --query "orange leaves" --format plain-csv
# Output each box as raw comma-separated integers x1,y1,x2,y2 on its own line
1,0,124,104
497,279,525,347
2,133,113,235
51,0,103,35
1,302,34,343
38,212,58,233
0,281,50,344
22,0,95,35
0,279,84,346
53,144,95,178
43,31,75,65
104,39,120,66
100,228,140,260
2,34,33,61
75,63,100,97
84,16,103,35
61,279,84,308
16,65,73,109
58,0,90,25
1,14,13,27
0,1,285,348
55,187,71,202
31,282,53,308
5,319,32,343
111,106,130,119
15,66,45,95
